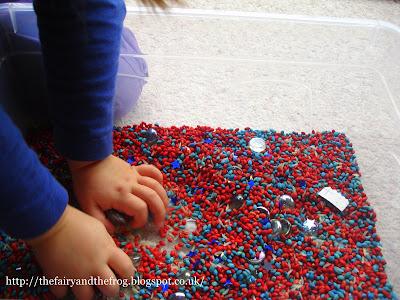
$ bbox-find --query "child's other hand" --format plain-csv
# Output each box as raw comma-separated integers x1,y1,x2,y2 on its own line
28,205,134,299
68,155,168,232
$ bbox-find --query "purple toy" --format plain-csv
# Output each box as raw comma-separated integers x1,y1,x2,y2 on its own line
0,3,148,120
115,27,148,120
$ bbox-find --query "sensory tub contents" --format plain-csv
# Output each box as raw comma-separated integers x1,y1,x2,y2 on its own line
0,123,396,299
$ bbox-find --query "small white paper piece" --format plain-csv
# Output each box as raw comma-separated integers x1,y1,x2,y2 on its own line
184,219,197,233
317,187,349,211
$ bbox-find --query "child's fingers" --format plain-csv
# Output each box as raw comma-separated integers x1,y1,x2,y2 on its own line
137,176,169,208
49,284,68,299
71,284,95,300
135,164,163,184
108,248,135,279
131,184,166,227
86,205,115,234
113,194,149,228
95,267,119,297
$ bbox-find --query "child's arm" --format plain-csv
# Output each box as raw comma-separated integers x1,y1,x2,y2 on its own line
0,107,68,239
0,107,133,298
34,0,168,232
33,0,123,162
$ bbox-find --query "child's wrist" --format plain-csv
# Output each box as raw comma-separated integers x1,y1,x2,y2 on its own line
26,205,71,248
67,159,100,172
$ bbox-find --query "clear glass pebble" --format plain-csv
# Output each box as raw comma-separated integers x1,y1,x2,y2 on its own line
270,219,283,235
105,209,131,225
279,194,295,208
280,219,292,235
170,292,187,300
256,206,270,219
145,128,158,145
249,137,266,152
248,251,266,264
230,194,244,209
129,252,141,266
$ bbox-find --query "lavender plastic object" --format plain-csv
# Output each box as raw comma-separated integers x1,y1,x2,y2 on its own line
0,5,147,121
114,27,148,120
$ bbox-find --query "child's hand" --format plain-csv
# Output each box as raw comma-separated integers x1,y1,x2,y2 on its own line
68,155,168,232
28,205,134,299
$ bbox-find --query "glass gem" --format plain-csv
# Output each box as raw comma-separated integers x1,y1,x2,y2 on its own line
256,206,271,219
105,209,131,225
248,251,266,264
230,194,244,209
170,292,187,300
129,252,141,266
270,219,283,235
145,128,158,144
249,137,266,152
280,219,292,235
279,194,295,208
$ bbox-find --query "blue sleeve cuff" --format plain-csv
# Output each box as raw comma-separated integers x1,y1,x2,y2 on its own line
0,107,69,239
54,127,113,161
3,162,69,239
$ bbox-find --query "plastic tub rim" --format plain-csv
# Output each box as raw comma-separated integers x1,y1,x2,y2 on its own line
2,3,400,35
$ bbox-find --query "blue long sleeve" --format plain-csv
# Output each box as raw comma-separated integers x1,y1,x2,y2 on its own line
0,0,125,238
33,0,126,160
0,107,68,239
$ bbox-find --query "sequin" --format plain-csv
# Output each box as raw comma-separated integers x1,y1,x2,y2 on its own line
302,219,319,235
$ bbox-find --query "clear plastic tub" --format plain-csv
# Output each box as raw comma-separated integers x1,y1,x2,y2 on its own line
121,7,400,292
1,3,400,292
